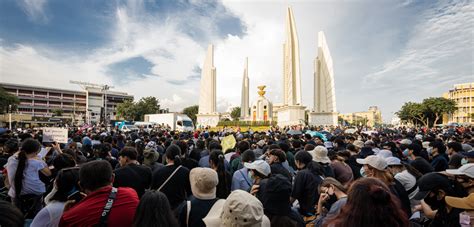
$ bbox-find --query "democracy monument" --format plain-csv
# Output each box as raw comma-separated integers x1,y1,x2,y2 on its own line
197,7,338,128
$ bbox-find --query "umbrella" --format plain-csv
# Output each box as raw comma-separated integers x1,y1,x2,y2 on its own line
306,131,328,141
287,130,303,135
344,128,357,134
362,130,378,135
320,131,333,140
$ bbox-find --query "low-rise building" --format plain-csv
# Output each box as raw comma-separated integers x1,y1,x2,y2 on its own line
442,82,474,124
339,106,383,127
1,82,132,126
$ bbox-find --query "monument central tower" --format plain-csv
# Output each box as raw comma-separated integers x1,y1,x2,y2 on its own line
283,7,302,106
277,7,306,127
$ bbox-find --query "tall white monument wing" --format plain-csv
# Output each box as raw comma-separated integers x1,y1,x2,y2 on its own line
283,7,302,106
314,31,337,113
198,44,217,114
241,57,249,118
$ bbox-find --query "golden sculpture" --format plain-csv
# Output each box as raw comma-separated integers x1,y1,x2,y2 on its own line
257,85,266,97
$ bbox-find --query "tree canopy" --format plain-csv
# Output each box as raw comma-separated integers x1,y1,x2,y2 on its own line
230,107,241,120
396,97,457,127
0,87,20,114
116,97,160,121
182,105,199,125
0,87,20,113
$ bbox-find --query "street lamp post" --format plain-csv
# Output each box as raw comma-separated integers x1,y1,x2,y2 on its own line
8,104,12,130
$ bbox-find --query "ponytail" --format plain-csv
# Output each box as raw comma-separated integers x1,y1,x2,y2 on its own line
173,155,182,166
14,139,41,197
14,151,27,197
210,151,228,192
165,144,182,166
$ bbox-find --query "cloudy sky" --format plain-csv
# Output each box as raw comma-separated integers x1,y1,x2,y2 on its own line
0,0,472,122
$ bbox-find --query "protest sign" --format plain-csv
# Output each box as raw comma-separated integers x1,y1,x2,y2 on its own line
43,127,68,143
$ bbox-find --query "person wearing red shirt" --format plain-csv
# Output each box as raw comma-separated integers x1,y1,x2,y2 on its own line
59,160,139,227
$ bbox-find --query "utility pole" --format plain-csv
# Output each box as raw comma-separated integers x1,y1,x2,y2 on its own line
8,104,12,130
70,81,114,129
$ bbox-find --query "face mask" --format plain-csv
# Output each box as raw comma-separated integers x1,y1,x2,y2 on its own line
459,212,471,227
247,171,255,184
323,188,338,210
402,149,409,157
461,158,469,166
427,147,433,155
360,168,367,178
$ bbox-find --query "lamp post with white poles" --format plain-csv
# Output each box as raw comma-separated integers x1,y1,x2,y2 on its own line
8,104,12,130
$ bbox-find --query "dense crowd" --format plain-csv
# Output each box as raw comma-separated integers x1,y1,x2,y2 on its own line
0,125,473,227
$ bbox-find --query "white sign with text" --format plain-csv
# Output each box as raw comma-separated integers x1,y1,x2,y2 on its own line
42,127,68,143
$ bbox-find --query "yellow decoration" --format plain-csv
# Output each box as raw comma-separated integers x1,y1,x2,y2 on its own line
221,135,236,153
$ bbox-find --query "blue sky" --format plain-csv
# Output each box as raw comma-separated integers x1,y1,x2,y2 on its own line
0,0,472,122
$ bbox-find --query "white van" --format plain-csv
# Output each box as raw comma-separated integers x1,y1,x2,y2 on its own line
134,122,155,132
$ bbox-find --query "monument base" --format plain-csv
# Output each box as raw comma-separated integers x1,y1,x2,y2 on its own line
277,105,306,127
196,113,221,128
308,112,338,126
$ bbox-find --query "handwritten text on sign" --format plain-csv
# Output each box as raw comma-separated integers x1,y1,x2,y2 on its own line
43,128,68,143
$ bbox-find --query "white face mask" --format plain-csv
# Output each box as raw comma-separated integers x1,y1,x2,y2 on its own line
427,147,433,155
461,158,469,166
459,212,472,227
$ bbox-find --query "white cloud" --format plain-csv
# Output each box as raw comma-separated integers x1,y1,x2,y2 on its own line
18,0,49,23
362,1,474,121
1,0,472,122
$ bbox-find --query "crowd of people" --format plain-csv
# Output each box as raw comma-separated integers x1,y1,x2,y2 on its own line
0,124,473,227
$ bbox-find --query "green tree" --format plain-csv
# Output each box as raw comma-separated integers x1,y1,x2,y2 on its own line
0,87,20,114
182,105,199,125
396,102,429,127
135,97,160,120
422,97,457,126
116,99,137,120
230,107,241,120
52,109,63,117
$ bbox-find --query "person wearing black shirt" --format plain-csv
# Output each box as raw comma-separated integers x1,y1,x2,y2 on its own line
430,141,449,172
407,143,434,175
113,147,152,198
178,167,219,227
151,145,191,210
291,151,324,216
268,149,292,182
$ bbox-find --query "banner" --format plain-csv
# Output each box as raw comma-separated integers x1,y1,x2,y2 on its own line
221,135,236,153
43,127,68,143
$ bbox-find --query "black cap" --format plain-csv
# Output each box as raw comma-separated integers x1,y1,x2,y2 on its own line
462,151,474,158
414,173,451,200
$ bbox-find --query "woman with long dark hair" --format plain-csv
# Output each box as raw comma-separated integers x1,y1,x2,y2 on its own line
133,191,178,227
5,138,51,218
324,178,409,227
357,155,412,217
291,150,324,216
209,150,231,199
151,144,191,210
31,167,80,227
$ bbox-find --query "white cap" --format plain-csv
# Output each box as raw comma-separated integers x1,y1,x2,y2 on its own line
415,134,423,140
386,157,402,166
244,160,271,176
400,139,412,145
446,163,474,178
356,155,388,171
377,149,393,159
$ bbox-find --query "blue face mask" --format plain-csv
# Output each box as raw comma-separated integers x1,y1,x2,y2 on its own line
461,158,469,166
360,168,367,178
247,171,255,184
402,149,409,157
